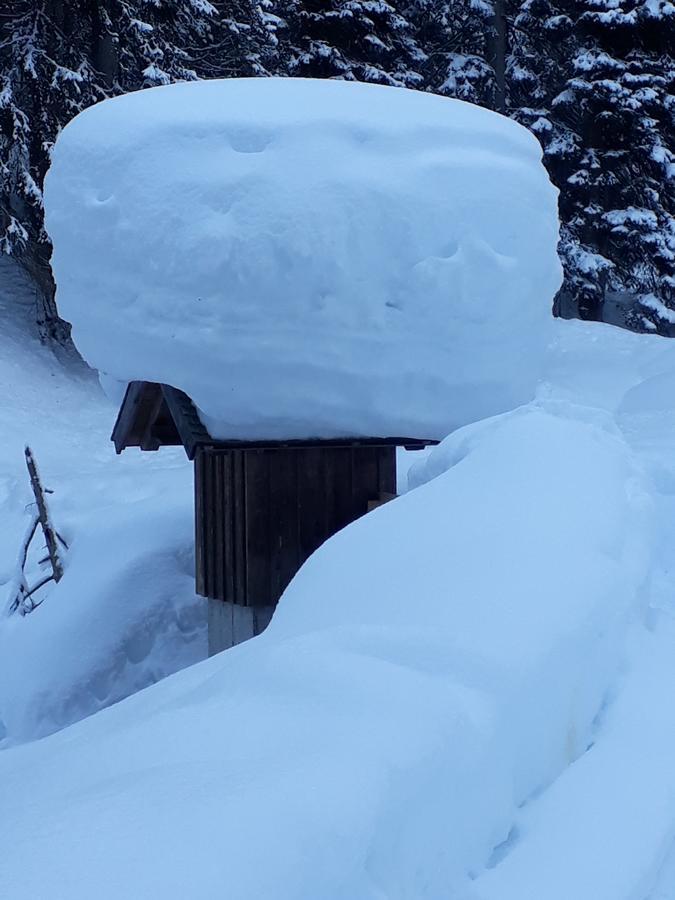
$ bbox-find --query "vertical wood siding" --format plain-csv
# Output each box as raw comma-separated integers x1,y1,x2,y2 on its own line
195,444,395,608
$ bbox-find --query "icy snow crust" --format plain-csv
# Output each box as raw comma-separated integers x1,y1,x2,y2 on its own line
44,78,562,440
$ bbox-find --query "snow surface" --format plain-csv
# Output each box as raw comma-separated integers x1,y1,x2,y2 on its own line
0,256,205,745
4,79,675,897
0,379,656,899
3,260,675,895
472,622,675,900
44,77,562,440
653,836,675,900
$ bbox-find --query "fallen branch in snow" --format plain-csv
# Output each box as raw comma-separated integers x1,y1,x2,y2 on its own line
6,514,39,616
24,446,64,584
6,447,66,616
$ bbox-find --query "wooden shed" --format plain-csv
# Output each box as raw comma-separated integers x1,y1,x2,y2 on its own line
112,381,433,653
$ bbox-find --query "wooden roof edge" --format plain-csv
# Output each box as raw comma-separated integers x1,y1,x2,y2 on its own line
160,384,212,460
110,381,202,457
111,381,149,453
198,435,438,452
113,381,439,458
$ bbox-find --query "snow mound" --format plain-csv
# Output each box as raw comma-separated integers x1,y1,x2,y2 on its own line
0,255,205,746
44,77,562,440
273,400,652,803
0,497,205,745
472,623,675,900
0,402,651,899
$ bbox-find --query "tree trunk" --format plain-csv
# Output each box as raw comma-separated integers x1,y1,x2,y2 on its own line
487,0,507,112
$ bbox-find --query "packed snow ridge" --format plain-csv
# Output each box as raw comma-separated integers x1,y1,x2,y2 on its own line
44,77,562,440
0,396,654,900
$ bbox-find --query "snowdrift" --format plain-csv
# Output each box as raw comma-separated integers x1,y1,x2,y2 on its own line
44,77,562,440
0,257,204,745
0,402,651,899
0,497,205,745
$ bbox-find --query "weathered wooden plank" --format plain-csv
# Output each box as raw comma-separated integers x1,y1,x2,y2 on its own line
297,447,326,560
161,384,211,459
219,452,234,605
321,447,338,541
205,450,219,600
330,446,356,534
198,442,400,626
207,597,234,655
268,448,300,602
201,450,210,599
212,452,225,601
111,381,147,452
377,446,397,496
208,436,435,451
138,383,165,451
233,603,260,645
207,600,273,655
232,450,247,606
244,449,272,607
351,446,379,520
194,449,206,597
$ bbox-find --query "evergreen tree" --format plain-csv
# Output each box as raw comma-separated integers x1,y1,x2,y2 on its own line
279,1,425,88
507,0,675,327
405,0,497,106
0,0,273,339
1,0,673,336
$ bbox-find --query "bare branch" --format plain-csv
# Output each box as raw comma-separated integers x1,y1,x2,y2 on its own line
24,445,63,583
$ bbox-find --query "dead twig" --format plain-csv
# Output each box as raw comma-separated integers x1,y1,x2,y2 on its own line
24,446,63,583
6,447,66,616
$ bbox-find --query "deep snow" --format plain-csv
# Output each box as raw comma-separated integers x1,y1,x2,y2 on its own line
0,398,654,900
2,78,675,896
0,257,205,744
653,840,675,900
2,277,675,896
44,77,561,440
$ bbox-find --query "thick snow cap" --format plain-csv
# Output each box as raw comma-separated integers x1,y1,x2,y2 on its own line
44,78,562,440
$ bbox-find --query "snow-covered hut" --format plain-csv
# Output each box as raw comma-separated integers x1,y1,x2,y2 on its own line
111,379,430,650
44,77,562,651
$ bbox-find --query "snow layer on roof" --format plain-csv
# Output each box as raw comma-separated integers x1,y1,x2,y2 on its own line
44,77,562,440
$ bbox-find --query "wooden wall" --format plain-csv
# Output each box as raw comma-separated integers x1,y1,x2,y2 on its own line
194,444,396,611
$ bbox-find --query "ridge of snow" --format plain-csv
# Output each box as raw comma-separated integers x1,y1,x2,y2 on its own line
0,394,653,899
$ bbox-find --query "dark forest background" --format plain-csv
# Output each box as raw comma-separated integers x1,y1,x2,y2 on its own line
1,0,673,341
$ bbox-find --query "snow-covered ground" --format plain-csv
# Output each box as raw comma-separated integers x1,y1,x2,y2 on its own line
2,253,675,896
2,78,675,897
0,256,205,744
653,843,675,900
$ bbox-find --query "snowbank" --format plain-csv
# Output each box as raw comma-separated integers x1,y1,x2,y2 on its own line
44,77,561,440
276,401,652,802
0,401,651,899
542,316,669,414
0,497,205,745
0,255,204,745
472,623,675,900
